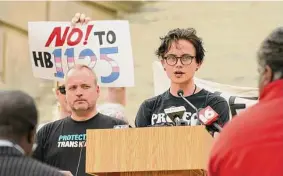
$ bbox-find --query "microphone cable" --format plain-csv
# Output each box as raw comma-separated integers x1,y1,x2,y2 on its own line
75,143,84,176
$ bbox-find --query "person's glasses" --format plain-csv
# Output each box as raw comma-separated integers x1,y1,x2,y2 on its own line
164,54,195,66
58,85,66,95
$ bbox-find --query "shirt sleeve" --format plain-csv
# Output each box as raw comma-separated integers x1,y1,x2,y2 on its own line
208,146,244,176
208,127,235,176
33,124,50,162
208,121,283,176
135,100,153,127
98,103,128,123
208,144,226,176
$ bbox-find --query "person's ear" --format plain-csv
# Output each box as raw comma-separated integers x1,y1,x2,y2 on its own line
55,89,60,99
161,60,166,71
27,130,35,144
196,60,203,71
96,85,100,96
262,65,273,85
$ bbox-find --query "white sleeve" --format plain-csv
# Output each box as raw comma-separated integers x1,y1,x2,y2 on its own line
97,103,128,123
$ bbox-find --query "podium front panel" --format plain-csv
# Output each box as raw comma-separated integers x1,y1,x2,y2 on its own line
86,126,213,174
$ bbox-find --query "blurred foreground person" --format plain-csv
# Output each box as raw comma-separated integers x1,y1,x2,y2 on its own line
208,27,283,176
0,90,63,176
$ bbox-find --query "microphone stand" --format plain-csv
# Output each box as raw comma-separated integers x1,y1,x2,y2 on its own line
178,90,222,132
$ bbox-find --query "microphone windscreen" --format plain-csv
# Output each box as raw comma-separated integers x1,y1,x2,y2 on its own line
177,89,184,97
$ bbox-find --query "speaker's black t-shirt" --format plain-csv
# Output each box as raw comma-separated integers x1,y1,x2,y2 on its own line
135,89,230,134
33,113,127,176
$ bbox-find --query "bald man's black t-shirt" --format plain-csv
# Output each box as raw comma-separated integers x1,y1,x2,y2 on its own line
33,113,127,176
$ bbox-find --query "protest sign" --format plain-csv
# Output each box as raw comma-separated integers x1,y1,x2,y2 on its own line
28,21,134,87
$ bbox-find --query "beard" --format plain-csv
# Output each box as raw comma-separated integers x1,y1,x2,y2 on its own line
72,101,92,112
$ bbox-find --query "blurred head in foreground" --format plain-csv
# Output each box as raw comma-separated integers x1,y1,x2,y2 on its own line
0,90,38,156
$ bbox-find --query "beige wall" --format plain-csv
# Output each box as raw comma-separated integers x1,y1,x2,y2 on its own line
123,1,283,125
0,28,3,82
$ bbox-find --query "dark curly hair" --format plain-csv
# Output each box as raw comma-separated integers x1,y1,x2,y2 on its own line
0,91,37,139
155,28,205,64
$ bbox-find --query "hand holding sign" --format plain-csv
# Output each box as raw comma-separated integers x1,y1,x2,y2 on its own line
71,13,91,26
28,19,134,87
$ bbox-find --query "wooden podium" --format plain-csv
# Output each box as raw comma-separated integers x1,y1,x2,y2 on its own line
86,126,213,176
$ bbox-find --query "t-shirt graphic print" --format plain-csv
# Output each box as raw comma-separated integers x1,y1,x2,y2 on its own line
135,89,230,134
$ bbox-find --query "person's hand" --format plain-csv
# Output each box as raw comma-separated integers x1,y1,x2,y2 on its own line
71,13,91,26
59,171,73,176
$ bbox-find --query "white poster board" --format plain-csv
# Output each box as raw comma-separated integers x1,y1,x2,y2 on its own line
28,21,134,87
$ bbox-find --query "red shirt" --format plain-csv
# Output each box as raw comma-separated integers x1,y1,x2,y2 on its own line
208,79,283,176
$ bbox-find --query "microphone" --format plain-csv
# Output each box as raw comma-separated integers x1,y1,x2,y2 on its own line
147,123,174,127
177,90,198,113
198,106,222,132
164,106,188,126
177,89,222,132
113,125,130,129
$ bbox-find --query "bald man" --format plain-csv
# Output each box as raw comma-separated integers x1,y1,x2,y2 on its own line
33,65,127,176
